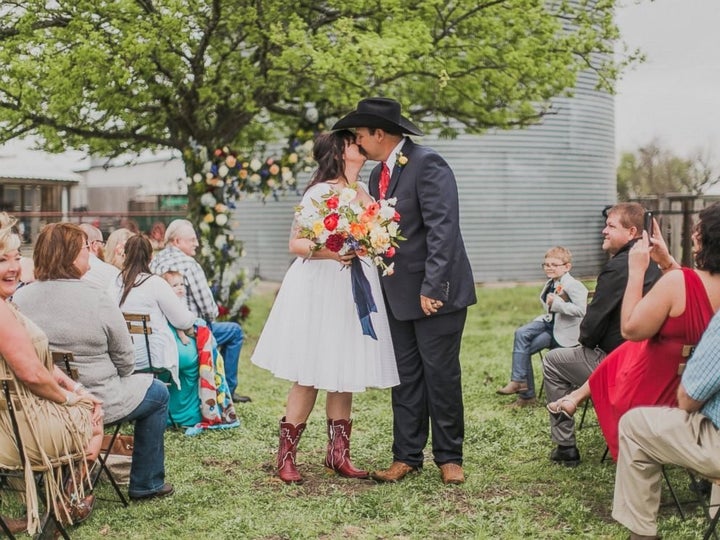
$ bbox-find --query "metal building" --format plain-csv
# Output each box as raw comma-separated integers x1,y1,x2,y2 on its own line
233,67,615,283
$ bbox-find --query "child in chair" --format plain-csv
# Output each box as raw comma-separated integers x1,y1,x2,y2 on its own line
497,246,588,407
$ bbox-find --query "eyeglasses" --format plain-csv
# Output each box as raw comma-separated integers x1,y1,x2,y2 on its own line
82,243,91,251
92,240,106,247
541,263,567,268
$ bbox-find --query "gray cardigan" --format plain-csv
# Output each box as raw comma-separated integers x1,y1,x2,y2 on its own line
14,279,152,423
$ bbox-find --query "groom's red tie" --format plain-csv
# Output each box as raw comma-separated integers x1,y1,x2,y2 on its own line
379,162,390,199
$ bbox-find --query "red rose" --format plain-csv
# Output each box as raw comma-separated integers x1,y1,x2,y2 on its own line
218,304,229,316
323,213,339,231
213,148,223,157
393,211,401,222
239,305,251,320
326,196,339,209
385,247,396,258
325,234,345,252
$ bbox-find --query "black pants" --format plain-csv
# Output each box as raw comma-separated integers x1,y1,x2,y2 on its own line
386,306,467,467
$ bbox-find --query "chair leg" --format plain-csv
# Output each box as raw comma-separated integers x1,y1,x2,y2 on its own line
535,350,545,400
94,424,129,507
578,398,593,430
0,515,16,540
662,465,686,520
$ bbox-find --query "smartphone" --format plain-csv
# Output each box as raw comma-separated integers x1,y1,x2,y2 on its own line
644,211,654,236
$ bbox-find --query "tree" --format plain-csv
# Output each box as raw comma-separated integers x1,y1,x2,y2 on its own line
0,0,633,318
617,139,720,200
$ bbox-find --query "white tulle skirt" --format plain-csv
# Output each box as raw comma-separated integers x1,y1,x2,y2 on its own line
251,256,399,392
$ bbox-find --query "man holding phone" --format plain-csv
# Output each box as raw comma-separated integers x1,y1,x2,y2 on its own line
542,203,661,467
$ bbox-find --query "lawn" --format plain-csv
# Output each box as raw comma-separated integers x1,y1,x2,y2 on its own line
22,284,713,538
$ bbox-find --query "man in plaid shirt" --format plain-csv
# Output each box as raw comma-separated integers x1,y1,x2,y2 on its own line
612,309,720,539
151,219,250,403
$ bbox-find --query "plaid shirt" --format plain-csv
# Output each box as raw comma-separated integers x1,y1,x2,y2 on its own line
150,246,219,321
682,310,720,428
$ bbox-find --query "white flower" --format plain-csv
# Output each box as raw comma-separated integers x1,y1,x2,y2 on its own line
387,221,399,236
370,228,391,250
193,173,202,183
214,235,227,249
303,140,314,152
218,164,229,178
199,222,210,233
250,158,262,171
339,187,356,205
379,203,396,220
201,245,212,257
249,173,261,186
282,168,294,181
200,193,217,208
215,213,229,226
383,262,395,276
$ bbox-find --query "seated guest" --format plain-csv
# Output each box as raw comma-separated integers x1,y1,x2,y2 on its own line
13,222,173,501
547,202,720,460
150,219,249,403
108,235,196,385
0,213,102,535
497,246,588,407
104,227,135,270
542,203,661,467
148,221,166,254
612,309,720,540
79,223,119,289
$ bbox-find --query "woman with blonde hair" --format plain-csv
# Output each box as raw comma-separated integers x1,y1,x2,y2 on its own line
104,227,135,269
0,213,103,535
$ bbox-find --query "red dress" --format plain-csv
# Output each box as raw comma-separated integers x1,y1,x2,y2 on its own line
588,268,713,460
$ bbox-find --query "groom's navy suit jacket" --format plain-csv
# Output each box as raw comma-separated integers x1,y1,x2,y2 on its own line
368,138,476,322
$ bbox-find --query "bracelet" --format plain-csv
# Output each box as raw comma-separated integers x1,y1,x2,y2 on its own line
660,258,678,271
73,382,84,393
304,245,314,260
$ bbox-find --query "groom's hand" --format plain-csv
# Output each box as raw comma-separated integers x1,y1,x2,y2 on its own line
420,295,443,316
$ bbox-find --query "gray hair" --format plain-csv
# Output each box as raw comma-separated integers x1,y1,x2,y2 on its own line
164,219,195,243
78,223,103,243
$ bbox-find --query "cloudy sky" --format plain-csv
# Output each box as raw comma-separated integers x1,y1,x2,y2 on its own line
614,0,720,158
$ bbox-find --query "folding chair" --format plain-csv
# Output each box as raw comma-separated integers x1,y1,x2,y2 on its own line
0,375,75,539
123,312,179,429
51,350,129,507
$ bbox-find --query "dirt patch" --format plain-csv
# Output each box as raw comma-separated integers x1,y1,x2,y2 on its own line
256,460,378,496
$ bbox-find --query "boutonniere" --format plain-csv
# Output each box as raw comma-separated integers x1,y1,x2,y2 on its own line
396,152,408,168
555,284,564,296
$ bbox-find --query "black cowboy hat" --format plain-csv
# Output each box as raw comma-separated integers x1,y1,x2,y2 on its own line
332,97,424,136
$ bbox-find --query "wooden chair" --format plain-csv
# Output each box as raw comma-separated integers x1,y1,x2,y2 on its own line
0,375,75,539
122,312,179,429
51,350,129,507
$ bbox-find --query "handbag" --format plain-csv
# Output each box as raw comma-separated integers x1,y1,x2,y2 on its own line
99,434,133,485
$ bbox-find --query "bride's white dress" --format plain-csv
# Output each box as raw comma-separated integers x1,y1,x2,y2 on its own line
251,183,399,392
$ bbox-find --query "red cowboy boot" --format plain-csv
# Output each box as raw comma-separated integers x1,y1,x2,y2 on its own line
324,418,369,479
278,417,306,484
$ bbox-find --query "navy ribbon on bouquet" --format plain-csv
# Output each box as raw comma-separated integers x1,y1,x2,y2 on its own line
350,257,378,339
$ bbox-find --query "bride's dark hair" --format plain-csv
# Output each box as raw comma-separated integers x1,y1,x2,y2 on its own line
303,130,355,194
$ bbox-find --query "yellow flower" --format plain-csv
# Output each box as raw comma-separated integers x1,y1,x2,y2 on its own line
397,153,408,166
203,213,215,223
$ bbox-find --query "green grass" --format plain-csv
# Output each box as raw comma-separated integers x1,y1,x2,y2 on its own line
6,283,712,538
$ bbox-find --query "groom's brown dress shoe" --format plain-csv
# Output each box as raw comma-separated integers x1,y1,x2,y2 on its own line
371,461,417,483
438,463,465,485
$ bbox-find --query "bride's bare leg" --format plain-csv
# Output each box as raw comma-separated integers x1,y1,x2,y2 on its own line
284,383,318,425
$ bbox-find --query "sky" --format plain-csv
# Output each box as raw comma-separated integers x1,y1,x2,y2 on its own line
614,0,720,158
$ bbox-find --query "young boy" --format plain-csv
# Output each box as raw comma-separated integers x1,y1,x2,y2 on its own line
161,270,191,345
497,246,588,407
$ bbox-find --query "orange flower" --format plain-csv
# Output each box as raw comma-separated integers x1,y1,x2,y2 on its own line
349,222,368,238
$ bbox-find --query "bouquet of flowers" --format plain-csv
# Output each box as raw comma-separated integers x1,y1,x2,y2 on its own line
294,185,405,339
294,185,404,276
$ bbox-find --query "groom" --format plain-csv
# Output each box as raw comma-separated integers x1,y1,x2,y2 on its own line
333,98,477,484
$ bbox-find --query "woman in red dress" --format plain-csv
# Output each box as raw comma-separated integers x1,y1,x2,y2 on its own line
547,202,720,460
